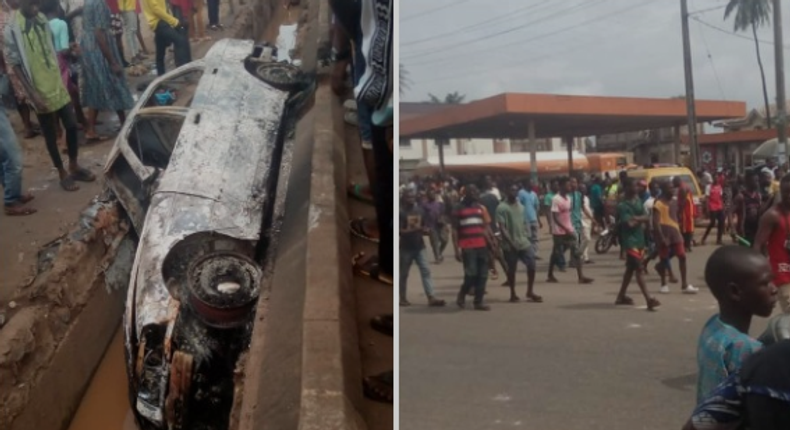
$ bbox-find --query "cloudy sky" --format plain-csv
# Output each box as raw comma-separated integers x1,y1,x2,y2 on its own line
400,0,790,113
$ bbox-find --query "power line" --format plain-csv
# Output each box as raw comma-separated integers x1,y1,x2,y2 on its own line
690,16,790,50
401,0,475,23
687,4,726,16
401,0,551,47
402,0,610,61
407,0,653,68
694,13,728,101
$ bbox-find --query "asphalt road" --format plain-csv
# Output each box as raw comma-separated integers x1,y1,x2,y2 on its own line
399,232,773,430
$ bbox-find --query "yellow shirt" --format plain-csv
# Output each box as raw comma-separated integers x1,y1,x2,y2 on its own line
141,0,178,29
118,0,136,12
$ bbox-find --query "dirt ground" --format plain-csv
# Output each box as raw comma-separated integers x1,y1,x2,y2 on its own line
0,0,252,310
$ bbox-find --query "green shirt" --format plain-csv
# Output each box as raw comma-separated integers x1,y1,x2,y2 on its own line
617,197,646,250
18,13,70,113
496,201,531,252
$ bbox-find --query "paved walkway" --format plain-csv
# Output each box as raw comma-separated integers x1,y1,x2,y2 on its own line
399,233,772,430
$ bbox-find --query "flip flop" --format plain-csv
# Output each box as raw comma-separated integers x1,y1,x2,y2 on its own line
352,252,392,285
349,217,379,243
615,296,635,306
363,371,393,404
647,297,661,311
4,205,37,216
84,134,109,143
71,167,96,183
370,314,393,337
60,176,79,191
526,294,543,303
347,183,374,205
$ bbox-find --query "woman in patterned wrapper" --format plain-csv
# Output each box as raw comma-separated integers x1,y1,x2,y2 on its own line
78,0,133,141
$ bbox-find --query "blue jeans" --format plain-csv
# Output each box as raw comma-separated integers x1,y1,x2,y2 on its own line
459,247,489,305
0,109,23,205
400,248,435,301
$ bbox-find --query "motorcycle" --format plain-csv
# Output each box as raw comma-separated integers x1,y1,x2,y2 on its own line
594,215,619,254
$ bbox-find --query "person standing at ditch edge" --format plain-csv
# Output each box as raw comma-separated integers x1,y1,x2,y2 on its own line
453,184,493,311
4,0,96,191
497,184,540,303
399,190,446,308
547,177,593,284
752,173,790,314
141,0,190,75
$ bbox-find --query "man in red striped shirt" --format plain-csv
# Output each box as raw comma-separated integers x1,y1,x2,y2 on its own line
452,184,494,311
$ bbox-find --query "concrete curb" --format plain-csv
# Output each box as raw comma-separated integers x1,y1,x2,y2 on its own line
237,0,367,429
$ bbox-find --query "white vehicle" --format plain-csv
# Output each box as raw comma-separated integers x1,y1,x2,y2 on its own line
104,39,309,430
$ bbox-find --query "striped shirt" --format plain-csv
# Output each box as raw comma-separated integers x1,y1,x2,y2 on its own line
454,203,489,249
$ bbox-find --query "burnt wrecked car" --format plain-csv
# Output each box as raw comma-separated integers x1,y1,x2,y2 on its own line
104,39,310,430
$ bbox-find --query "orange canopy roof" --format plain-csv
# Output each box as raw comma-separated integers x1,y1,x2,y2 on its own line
400,93,747,139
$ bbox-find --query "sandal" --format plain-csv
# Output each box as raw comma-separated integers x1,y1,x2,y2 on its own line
352,252,392,285
349,217,379,243
84,134,109,143
370,314,393,337
526,294,543,303
615,296,635,306
363,371,393,404
4,204,37,216
647,297,661,311
347,183,375,205
71,167,96,183
60,176,79,191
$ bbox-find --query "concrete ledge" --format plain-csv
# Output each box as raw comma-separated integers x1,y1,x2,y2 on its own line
238,0,366,429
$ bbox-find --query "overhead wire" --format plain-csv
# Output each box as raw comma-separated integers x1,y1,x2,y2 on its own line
408,0,653,68
691,0,727,101
690,16,790,50
401,0,475,23
401,0,551,47
402,0,611,61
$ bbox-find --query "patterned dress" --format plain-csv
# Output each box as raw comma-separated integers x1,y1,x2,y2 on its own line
79,0,133,111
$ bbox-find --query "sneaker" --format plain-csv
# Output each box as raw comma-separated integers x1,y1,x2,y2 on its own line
344,111,358,126
682,285,699,294
473,304,491,311
399,299,411,307
427,297,446,307
659,285,670,294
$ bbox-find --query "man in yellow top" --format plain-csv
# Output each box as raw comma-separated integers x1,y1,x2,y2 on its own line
141,0,191,75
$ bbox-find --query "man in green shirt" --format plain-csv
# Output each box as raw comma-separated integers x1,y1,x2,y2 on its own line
497,184,541,303
4,0,95,191
616,178,660,311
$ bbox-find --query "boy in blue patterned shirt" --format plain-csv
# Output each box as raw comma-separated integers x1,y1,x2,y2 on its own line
696,246,777,403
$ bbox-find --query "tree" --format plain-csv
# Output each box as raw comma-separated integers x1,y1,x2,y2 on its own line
427,92,466,104
725,0,773,126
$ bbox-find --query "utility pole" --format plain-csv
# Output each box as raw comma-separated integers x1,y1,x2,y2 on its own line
774,0,788,166
680,0,699,171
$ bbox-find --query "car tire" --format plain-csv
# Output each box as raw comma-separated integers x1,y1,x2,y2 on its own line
251,62,305,92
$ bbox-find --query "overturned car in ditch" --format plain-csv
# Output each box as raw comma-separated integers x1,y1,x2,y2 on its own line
104,39,310,430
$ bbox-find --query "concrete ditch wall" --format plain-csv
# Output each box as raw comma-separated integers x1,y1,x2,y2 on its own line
237,0,368,429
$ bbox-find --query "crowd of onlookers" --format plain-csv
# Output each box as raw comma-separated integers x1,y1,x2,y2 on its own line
0,0,231,216
399,165,790,429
